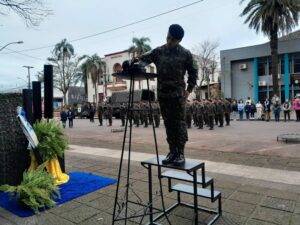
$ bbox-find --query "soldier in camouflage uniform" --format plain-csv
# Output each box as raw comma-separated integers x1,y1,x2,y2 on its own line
192,100,197,127
97,103,104,126
214,99,219,126
141,102,149,128
197,100,204,129
185,101,192,128
133,102,140,127
216,99,225,127
203,100,209,126
119,103,126,127
106,103,113,126
152,102,161,128
139,102,144,126
224,99,232,126
137,24,198,165
207,100,216,130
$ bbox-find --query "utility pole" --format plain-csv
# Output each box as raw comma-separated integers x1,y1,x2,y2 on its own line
23,66,34,89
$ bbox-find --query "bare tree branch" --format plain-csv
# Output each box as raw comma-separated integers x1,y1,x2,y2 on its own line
0,0,52,27
192,40,219,87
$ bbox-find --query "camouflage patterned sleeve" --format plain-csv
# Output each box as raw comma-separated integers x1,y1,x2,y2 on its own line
186,51,198,93
139,48,159,65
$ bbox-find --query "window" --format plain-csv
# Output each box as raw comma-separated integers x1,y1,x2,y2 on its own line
294,58,300,73
258,62,266,76
269,59,284,75
113,63,123,82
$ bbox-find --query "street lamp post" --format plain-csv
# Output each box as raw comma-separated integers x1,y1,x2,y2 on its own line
0,41,23,52
23,66,34,89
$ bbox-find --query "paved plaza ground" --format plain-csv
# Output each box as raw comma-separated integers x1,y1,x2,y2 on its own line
1,118,300,225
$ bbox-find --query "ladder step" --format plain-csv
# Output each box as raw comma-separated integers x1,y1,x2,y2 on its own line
161,171,213,188
172,183,221,202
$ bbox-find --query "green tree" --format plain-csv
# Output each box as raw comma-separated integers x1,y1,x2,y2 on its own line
79,54,106,103
240,0,300,96
128,37,151,57
128,37,151,88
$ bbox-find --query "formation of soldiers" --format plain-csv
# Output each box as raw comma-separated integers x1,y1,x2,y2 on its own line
127,101,161,128
97,101,161,128
97,98,233,130
186,99,233,130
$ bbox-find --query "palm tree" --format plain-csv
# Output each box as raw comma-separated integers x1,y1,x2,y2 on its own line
240,0,300,96
80,54,105,103
51,39,75,104
128,37,151,57
128,37,151,88
53,39,74,78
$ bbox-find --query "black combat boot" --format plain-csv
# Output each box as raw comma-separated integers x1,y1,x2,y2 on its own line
173,145,185,166
162,145,177,164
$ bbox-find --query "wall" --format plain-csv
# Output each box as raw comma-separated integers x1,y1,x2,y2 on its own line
0,93,29,185
231,59,254,100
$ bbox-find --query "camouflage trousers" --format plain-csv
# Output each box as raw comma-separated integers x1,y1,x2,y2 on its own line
159,96,188,149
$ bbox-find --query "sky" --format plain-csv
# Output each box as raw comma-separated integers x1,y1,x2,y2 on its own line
1,0,295,91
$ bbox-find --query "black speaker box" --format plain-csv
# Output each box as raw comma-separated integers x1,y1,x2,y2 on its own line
22,89,33,124
44,65,53,119
32,81,42,122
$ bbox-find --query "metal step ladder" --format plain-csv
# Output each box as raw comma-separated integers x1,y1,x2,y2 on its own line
141,156,222,225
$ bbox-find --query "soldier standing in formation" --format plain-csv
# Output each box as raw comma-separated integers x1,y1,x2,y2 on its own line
185,100,192,128
153,101,161,128
192,99,198,127
133,102,140,127
106,103,113,126
224,100,232,126
196,100,204,129
97,103,104,126
216,99,225,127
207,100,216,130
137,24,198,165
120,103,126,127
141,102,149,128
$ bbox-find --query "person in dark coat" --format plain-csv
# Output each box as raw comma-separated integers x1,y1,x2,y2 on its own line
250,103,256,120
60,108,68,128
244,102,251,120
273,100,281,122
67,107,74,128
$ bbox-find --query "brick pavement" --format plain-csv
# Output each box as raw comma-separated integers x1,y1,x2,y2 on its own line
1,151,300,225
1,119,300,225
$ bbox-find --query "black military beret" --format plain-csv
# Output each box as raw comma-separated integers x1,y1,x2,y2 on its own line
169,24,184,40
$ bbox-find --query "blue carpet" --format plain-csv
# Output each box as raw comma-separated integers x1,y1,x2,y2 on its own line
0,171,116,217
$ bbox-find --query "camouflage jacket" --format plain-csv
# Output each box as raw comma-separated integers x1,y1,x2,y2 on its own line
196,103,204,115
97,105,104,114
207,103,216,116
186,104,193,115
216,102,225,114
140,44,198,98
224,102,232,113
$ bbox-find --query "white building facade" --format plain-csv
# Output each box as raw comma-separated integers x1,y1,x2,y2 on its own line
87,50,157,103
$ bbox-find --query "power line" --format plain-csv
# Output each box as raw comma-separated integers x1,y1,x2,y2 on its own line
0,46,45,61
0,0,204,55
